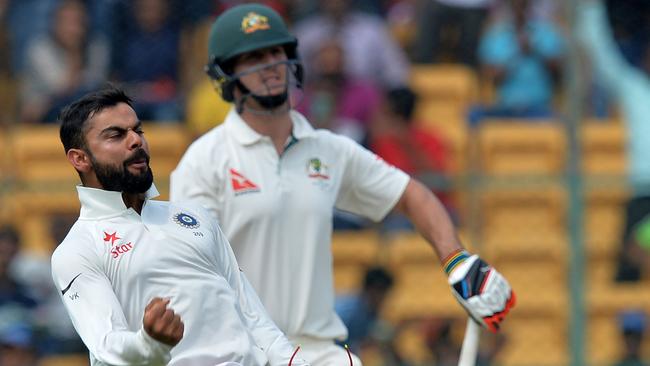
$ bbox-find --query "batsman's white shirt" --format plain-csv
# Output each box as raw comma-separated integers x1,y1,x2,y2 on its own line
51,184,307,366
170,109,409,341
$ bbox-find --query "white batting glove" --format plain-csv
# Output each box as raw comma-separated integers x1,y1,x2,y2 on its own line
444,251,516,332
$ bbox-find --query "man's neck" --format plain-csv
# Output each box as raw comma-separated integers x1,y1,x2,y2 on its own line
121,192,146,214
240,106,293,154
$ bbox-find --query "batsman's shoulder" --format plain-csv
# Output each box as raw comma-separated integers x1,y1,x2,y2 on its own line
51,222,99,271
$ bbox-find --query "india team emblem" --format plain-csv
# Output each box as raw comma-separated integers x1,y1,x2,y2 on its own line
307,158,329,180
241,12,270,34
173,213,200,229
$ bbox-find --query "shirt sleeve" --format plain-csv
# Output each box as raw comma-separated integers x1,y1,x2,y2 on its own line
170,141,224,220
51,242,172,366
206,219,309,366
336,135,410,222
576,1,643,96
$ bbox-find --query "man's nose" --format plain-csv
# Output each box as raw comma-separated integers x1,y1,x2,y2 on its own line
127,129,143,150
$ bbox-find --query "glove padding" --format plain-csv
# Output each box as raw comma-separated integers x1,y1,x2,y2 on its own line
447,254,516,332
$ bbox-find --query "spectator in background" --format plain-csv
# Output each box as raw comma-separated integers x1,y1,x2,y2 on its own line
370,87,448,183
370,87,455,229
0,226,37,312
0,226,38,333
412,0,493,67
470,0,564,126
20,0,109,123
296,38,381,144
335,267,394,353
0,322,39,366
423,317,459,366
613,311,647,366
292,0,410,88
577,0,650,282
2,0,57,76
111,0,182,122
10,215,85,355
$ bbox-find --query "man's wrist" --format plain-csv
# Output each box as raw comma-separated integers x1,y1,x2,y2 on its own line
442,249,470,275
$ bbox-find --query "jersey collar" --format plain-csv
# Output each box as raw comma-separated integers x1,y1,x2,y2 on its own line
77,184,160,219
225,108,316,146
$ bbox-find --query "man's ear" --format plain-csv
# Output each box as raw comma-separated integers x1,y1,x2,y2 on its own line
66,148,92,174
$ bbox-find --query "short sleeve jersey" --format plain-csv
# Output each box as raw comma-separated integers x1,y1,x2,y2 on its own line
170,109,410,340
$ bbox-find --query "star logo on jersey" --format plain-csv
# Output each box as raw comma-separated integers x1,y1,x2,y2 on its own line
102,230,134,259
103,231,120,246
306,158,329,180
230,168,260,195
173,212,200,229
241,12,270,34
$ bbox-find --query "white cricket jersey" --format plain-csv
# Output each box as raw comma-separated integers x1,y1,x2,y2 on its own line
170,109,410,340
51,184,307,366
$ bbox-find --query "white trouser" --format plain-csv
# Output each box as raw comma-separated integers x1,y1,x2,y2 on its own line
287,336,363,366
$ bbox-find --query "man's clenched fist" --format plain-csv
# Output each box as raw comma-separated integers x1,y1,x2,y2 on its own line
143,297,184,346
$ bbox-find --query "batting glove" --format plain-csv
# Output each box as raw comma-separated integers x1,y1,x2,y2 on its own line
444,251,516,332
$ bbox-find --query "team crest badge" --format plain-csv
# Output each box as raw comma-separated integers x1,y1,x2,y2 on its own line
173,213,200,229
241,12,270,34
307,158,329,180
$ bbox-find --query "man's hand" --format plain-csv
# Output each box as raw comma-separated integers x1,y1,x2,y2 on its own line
446,253,516,332
143,297,184,346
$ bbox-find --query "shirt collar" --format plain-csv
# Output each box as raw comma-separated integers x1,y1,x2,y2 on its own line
224,107,316,146
77,183,160,219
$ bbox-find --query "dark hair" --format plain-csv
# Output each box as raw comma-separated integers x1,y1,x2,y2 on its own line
387,87,417,121
58,85,133,153
0,225,20,246
363,266,394,291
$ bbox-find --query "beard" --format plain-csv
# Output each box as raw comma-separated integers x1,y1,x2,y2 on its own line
251,90,289,109
90,148,153,194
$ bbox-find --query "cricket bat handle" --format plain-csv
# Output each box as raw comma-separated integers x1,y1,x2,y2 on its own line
458,318,480,366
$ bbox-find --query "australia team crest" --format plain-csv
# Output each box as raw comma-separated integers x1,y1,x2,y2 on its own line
307,158,329,180
241,12,270,34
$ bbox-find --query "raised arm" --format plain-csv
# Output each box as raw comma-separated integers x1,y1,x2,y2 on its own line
576,0,641,95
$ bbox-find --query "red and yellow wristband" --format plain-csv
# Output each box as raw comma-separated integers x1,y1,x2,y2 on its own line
442,249,470,275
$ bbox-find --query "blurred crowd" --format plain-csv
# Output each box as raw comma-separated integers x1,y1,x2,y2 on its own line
2,0,650,364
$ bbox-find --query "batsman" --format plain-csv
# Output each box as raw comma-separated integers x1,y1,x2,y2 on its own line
171,4,516,365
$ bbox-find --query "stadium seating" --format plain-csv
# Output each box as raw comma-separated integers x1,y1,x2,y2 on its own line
583,187,629,260
479,186,568,262
409,64,477,174
498,317,569,366
477,120,566,176
581,120,627,176
39,354,89,366
331,230,382,294
409,64,478,105
9,124,77,183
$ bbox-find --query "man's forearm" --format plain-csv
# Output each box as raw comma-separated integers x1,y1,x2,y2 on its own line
396,179,463,262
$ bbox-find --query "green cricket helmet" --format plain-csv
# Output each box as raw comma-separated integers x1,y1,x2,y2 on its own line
205,4,303,102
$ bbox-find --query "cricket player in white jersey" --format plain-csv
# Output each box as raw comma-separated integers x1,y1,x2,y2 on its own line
171,4,516,365
51,86,309,366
